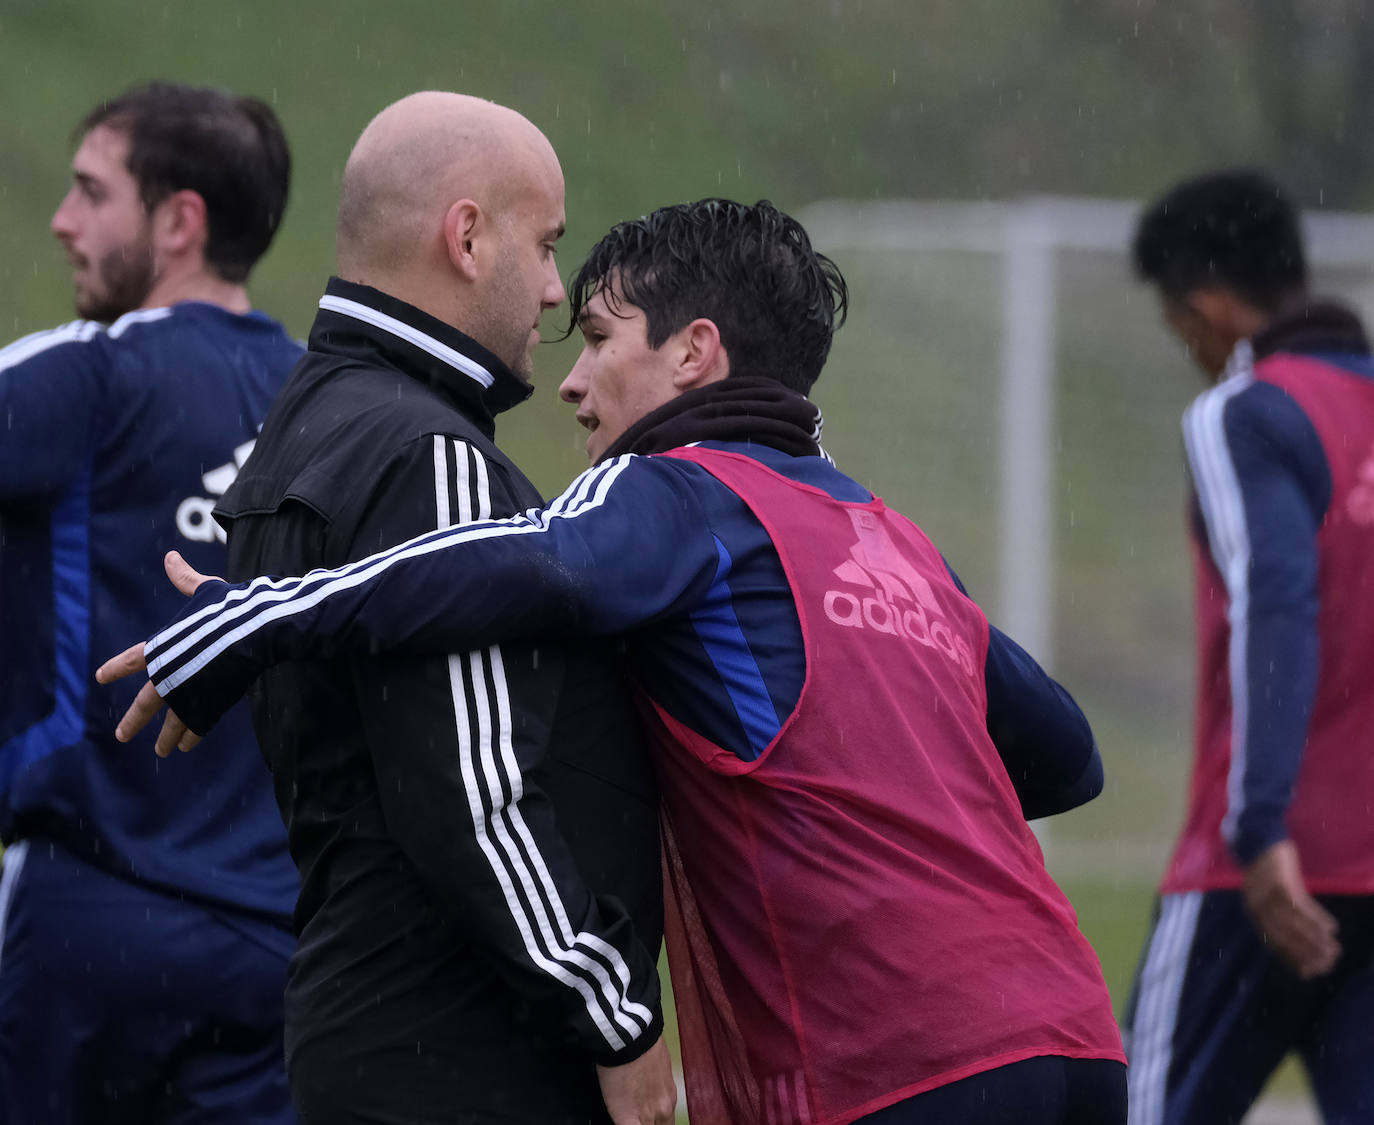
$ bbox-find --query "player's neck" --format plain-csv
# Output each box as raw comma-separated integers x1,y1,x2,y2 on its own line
140,264,252,316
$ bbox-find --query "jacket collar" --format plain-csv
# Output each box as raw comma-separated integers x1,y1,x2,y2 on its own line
309,277,533,436
1250,299,1370,363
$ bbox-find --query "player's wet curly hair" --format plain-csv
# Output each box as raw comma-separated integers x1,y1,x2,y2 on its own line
567,199,848,394
80,82,291,284
1132,169,1307,313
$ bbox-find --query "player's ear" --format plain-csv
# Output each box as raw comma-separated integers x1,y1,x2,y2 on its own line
673,318,729,390
443,199,484,281
1190,287,1264,342
154,190,208,257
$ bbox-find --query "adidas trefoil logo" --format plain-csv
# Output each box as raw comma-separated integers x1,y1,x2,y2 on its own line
823,509,977,676
176,437,256,543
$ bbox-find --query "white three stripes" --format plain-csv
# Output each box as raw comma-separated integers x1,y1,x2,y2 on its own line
0,841,31,983
145,457,634,692
1127,891,1202,1125
432,437,649,1050
1182,365,1254,847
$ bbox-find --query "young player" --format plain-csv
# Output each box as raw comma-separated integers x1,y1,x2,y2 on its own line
1126,169,1374,1125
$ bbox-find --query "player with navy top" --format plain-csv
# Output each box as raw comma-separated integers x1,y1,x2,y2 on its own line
0,83,300,1122
108,199,1127,1124
1126,170,1374,1125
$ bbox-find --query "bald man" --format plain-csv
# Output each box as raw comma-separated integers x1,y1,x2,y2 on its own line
211,93,674,1125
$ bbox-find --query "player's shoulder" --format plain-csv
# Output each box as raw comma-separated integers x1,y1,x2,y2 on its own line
0,317,112,374
104,305,177,340
1184,362,1303,441
1184,363,1327,498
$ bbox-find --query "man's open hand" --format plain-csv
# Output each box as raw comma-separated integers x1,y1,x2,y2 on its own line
597,1034,678,1125
1242,839,1341,979
95,550,217,757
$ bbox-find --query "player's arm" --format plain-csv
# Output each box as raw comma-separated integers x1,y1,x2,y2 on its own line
945,565,1102,820
340,436,669,1068
1184,383,1324,869
983,624,1102,819
137,454,719,736
0,326,106,503
1184,380,1338,977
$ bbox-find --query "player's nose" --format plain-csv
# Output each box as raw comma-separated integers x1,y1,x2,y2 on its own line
50,189,82,243
559,357,588,403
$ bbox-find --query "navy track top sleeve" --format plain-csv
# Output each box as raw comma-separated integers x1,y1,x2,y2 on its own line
945,567,1102,819
146,454,721,733
982,623,1102,819
1183,379,1327,867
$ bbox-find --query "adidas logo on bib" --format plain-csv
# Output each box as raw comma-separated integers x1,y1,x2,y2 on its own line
822,509,976,676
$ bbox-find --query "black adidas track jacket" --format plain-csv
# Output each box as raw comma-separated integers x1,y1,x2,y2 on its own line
215,278,663,1122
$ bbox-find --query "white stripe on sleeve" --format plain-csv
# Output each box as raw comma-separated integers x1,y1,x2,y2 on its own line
146,457,636,691
434,443,650,1049
1182,373,1254,847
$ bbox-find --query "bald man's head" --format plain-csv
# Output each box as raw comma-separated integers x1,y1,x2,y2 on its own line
335,92,557,282
334,92,567,380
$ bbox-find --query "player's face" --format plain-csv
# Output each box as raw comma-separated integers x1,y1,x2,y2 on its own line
50,125,157,323
481,156,567,383
1162,293,1230,381
560,284,682,463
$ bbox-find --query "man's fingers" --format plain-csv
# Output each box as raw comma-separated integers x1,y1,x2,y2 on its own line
164,549,219,596
115,680,169,744
154,711,193,758
96,641,148,685
1290,900,1341,978
1260,897,1341,978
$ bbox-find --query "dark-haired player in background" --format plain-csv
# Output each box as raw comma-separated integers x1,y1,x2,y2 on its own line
1127,170,1374,1125
0,83,301,1122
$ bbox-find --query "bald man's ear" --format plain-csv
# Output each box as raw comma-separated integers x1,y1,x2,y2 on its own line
672,318,730,391
443,198,483,280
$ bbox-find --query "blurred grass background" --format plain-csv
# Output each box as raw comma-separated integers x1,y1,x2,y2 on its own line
5,2,1372,1112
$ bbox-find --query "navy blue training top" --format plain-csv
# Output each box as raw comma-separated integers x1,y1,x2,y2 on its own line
0,302,300,926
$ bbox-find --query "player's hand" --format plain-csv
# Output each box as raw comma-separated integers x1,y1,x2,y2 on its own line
1242,839,1341,979
95,551,219,757
596,1034,678,1125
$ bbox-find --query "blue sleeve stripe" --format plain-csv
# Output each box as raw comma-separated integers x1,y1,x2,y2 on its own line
688,537,782,761
1182,377,1253,848
0,472,92,791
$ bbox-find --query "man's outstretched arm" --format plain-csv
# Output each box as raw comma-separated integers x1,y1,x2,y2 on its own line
102,454,719,746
